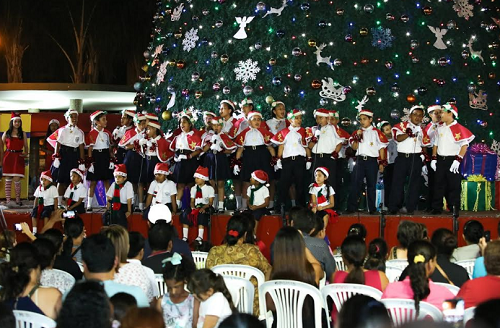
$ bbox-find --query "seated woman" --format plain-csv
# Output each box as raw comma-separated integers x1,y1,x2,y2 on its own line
336,294,391,328
333,236,389,291
451,219,483,262
0,242,61,319
382,240,455,311
388,220,424,260
101,225,154,302
364,238,388,272
62,216,86,264
206,215,271,316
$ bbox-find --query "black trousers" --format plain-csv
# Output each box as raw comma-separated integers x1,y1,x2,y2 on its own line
388,153,422,212
426,148,436,210
347,156,378,212
384,163,394,208
432,156,462,211
278,156,306,207
312,154,337,204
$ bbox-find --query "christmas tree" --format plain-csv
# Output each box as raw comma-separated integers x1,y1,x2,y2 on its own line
135,0,499,141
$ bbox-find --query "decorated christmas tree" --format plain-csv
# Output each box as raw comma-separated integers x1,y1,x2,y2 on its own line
135,0,499,141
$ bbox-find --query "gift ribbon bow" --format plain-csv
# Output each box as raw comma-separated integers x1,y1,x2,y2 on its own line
162,252,182,266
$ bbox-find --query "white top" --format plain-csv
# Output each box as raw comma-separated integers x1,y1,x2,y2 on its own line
64,183,87,202
309,184,335,207
436,121,470,156
127,259,159,298
246,185,270,206
266,118,287,134
311,125,343,154
40,269,75,294
114,125,133,144
272,126,307,158
242,128,265,146
451,244,481,262
356,126,387,157
393,123,424,154
387,139,398,164
162,293,195,328
115,261,155,301
34,185,59,206
147,180,177,204
57,125,85,147
175,131,200,150
197,292,232,328
89,129,111,150
145,135,162,156
106,181,134,204
222,118,234,134
190,184,215,206
426,122,441,146
235,118,249,136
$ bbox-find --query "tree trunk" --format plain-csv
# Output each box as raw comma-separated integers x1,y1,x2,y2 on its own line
3,21,27,83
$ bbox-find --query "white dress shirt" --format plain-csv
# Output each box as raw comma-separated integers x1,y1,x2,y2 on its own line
34,185,59,206
246,185,270,206
148,180,177,204
106,181,134,204
91,129,111,150
242,128,265,146
64,183,88,202
393,122,424,154
175,131,197,150
190,184,215,206
356,126,387,157
436,121,470,156
311,125,343,154
57,125,84,148
387,139,398,164
145,135,162,156
273,127,307,158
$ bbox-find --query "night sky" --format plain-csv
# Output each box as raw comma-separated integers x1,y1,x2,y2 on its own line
0,0,156,85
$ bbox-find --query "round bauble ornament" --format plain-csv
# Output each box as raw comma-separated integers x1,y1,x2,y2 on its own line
308,39,317,47
255,42,262,50
318,21,327,28
435,79,446,87
478,79,485,86
333,58,342,66
283,85,291,94
143,50,151,59
133,82,142,91
410,40,419,49
181,89,189,96
223,86,231,94
265,96,274,104
202,9,210,15
191,72,200,81
167,60,176,67
390,109,400,120
481,121,488,128
448,98,457,105
272,76,282,86
489,42,499,50
155,107,161,113
192,15,199,22
292,47,302,56
215,20,223,28
269,58,277,66
294,74,302,81
220,54,229,63
195,91,203,99
343,85,352,94
488,72,496,79
167,85,176,93
256,2,266,11
300,3,310,11
366,87,376,96
417,86,427,95
311,80,322,89
341,117,352,127
406,94,416,103
400,14,410,23
213,83,221,91
176,60,186,69
385,61,393,69
319,98,329,106
411,56,420,64
461,50,470,60
391,83,400,93
336,8,345,15
243,85,253,96
276,30,285,38
359,27,369,36
345,34,353,42
422,6,432,15
386,13,395,21
490,54,497,61
467,84,477,93
438,57,448,67
363,4,374,13
162,110,172,120
361,58,370,65
211,51,218,58
447,20,457,29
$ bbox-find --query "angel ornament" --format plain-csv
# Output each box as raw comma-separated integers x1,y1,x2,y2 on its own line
428,25,448,50
233,16,255,40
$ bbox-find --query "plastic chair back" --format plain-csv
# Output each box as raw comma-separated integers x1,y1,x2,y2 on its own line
455,260,475,279
464,306,475,326
319,272,326,289
320,283,382,318
433,282,460,296
155,273,167,297
333,255,347,271
386,259,409,270
13,310,56,328
222,275,254,314
259,280,328,328
385,265,404,282
381,298,443,326
191,251,208,269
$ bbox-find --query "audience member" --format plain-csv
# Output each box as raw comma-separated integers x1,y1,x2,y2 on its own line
335,295,391,328
243,213,271,263
121,307,165,328
62,216,86,263
142,221,174,273
81,234,149,307
128,231,159,298
110,292,137,323
0,230,15,264
347,223,368,240
41,228,82,280
452,220,483,262
219,313,266,328
364,238,388,272
473,298,500,328
472,221,500,279
388,220,424,260
0,301,16,328
0,242,61,319
56,280,112,328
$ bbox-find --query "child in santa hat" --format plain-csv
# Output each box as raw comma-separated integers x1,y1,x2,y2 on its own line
309,167,336,229
86,110,115,212
31,170,59,234
112,109,135,164
63,168,87,214
247,170,270,233
144,162,177,219
105,164,134,228
423,104,443,212
180,166,215,244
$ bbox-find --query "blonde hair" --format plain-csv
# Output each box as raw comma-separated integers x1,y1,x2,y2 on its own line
101,225,129,264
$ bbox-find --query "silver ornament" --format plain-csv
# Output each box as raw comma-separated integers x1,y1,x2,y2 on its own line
294,74,302,81
256,2,266,11
223,86,231,94
243,85,253,95
320,98,329,106
390,109,400,119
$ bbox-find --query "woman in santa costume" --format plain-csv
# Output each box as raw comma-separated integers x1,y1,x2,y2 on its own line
430,103,474,215
2,112,28,206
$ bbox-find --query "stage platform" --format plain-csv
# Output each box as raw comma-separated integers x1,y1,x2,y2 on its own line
3,209,499,250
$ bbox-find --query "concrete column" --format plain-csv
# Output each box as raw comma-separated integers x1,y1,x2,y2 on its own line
69,99,83,113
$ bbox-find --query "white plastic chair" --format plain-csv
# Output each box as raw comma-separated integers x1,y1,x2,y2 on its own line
155,273,167,297
77,261,84,273
385,265,404,282
464,306,475,326
14,310,56,328
320,283,382,319
222,275,255,314
212,264,266,316
456,259,475,279
333,255,347,271
386,259,409,270
433,282,460,296
381,298,443,326
319,271,326,289
191,251,208,269
259,280,328,328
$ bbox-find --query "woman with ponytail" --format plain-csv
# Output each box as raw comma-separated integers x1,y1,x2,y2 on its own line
187,269,235,328
61,216,85,263
0,242,61,319
364,238,389,272
382,240,454,313
333,236,388,291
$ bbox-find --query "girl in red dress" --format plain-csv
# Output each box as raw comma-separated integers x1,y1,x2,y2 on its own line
2,113,28,206
44,119,60,170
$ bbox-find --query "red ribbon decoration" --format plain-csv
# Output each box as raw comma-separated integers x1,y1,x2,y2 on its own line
228,230,239,237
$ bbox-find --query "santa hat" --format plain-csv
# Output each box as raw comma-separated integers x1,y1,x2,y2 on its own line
70,168,85,180
271,100,285,109
357,109,374,118
90,110,107,122
377,121,390,130
114,164,127,177
329,110,339,118
40,170,53,183
220,100,236,111
427,104,442,114
154,162,170,176
178,109,195,122
148,204,172,224
443,103,458,118
409,105,424,114
48,119,60,126
251,170,269,184
313,108,330,118
145,113,158,121
64,109,79,120
314,167,329,179
148,120,161,130
239,98,253,107
287,109,303,120
10,112,21,121
203,110,216,120
247,111,262,121
121,109,136,118
134,113,146,123
211,116,224,125
193,166,209,181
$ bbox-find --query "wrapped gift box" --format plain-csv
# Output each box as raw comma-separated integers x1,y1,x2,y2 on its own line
496,181,500,209
460,177,495,211
461,144,499,181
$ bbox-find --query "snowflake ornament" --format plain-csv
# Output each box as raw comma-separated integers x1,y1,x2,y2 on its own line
371,27,395,50
156,61,168,85
234,59,260,83
401,108,430,125
182,28,199,52
453,0,474,20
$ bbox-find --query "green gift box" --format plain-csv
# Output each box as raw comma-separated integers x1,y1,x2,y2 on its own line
460,179,496,211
